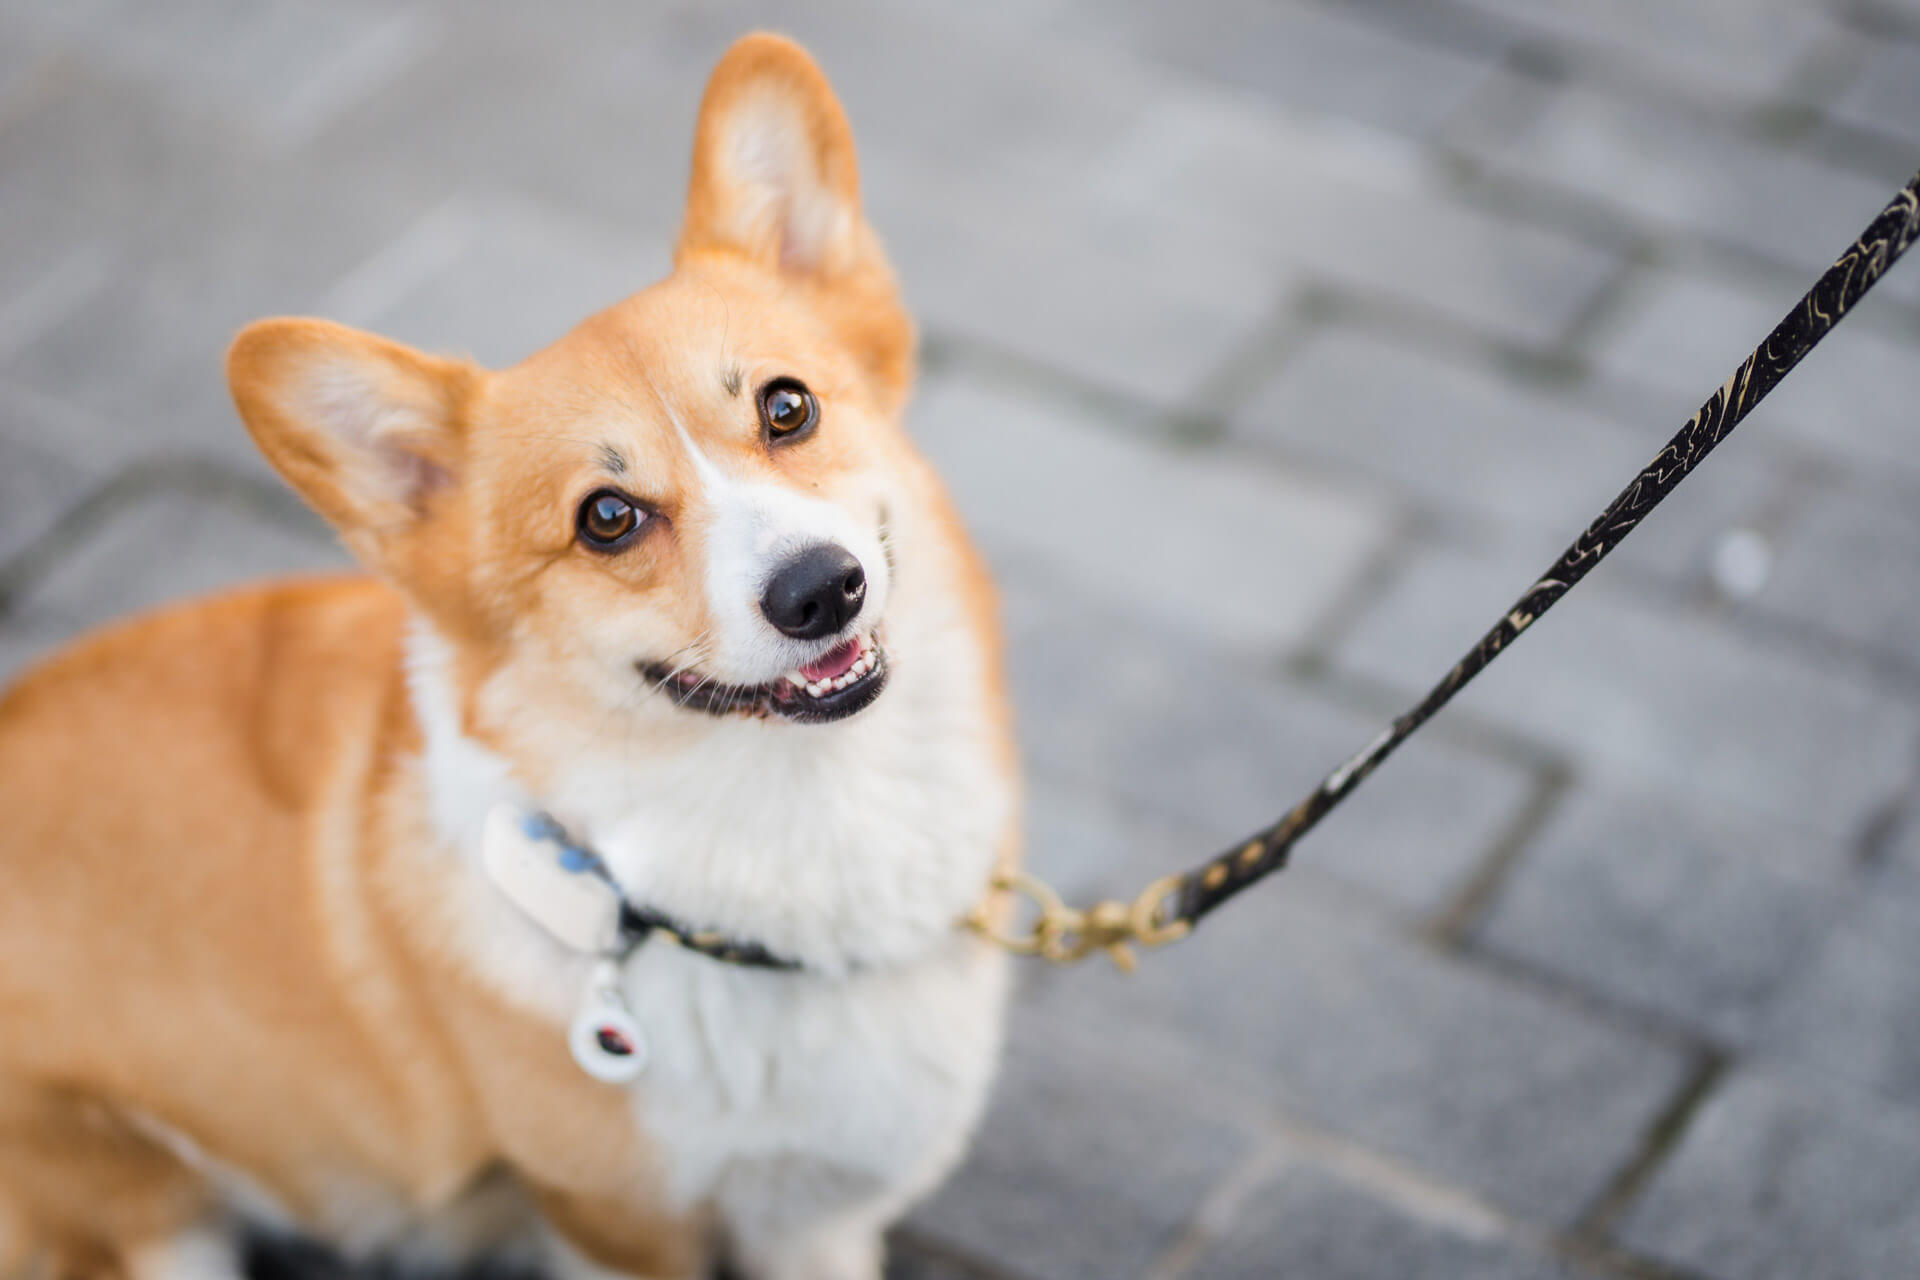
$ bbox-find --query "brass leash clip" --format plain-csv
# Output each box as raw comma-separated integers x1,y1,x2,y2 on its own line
968,870,1192,972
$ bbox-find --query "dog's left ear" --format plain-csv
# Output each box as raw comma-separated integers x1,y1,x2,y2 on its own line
678,33,914,402
679,32,867,276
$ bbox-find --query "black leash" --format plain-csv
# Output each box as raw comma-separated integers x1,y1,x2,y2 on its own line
978,168,1920,969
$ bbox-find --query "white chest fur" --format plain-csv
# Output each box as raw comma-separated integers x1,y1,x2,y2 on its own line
622,934,1007,1211
404,610,1014,1225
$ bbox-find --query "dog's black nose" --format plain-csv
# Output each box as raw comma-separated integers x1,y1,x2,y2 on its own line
760,544,866,639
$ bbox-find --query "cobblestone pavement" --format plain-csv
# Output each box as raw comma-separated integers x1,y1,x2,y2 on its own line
5,2,1920,1277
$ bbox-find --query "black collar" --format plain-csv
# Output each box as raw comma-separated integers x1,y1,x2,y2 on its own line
514,809,805,973
616,899,802,971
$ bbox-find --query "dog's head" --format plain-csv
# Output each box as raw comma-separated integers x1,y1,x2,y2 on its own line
229,34,919,729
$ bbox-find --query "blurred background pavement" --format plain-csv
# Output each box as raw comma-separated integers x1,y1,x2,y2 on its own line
4,1,1920,1277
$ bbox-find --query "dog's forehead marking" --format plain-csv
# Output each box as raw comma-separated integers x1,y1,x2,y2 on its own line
667,412,723,487
667,409,787,558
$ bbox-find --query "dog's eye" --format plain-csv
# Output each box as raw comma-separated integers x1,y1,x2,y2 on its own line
577,490,644,549
758,377,818,444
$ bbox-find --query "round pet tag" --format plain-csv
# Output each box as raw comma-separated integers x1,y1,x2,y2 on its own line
568,963,649,1083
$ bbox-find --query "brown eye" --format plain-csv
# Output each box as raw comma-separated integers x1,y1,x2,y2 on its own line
577,490,643,549
757,377,818,444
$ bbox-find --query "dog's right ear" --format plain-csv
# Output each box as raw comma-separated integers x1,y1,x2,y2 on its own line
227,318,474,562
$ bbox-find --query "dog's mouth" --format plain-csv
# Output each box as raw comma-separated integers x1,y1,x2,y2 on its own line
641,630,890,724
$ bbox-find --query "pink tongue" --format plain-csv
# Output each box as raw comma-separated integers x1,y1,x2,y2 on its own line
800,638,861,682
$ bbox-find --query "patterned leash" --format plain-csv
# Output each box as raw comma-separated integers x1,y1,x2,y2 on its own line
973,168,1920,971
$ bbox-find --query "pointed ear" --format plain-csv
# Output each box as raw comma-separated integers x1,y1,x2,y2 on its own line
226,318,474,553
677,34,915,406
677,33,872,278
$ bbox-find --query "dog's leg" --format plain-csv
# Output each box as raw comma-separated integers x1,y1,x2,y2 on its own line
533,1184,709,1280
716,1160,891,1280
124,1224,244,1280
0,1083,220,1280
545,1233,654,1280
726,1217,884,1280
0,1193,34,1280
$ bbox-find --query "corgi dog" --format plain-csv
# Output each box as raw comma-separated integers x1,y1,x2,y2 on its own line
0,33,1016,1280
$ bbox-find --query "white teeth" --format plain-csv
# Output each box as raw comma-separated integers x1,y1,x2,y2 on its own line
788,641,881,701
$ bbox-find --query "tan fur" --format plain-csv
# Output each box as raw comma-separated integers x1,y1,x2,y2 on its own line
0,33,1011,1278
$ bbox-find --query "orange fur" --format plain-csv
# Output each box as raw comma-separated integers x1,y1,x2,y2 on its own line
0,33,1012,1279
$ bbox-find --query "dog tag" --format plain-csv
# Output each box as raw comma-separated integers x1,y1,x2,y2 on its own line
482,803,625,954
569,960,649,1083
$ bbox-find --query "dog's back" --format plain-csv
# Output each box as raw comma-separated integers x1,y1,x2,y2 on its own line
0,578,463,1266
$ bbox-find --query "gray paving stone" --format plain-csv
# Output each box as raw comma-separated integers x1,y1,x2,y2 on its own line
870,156,1285,407
0,617,66,689
0,66,447,467
1052,0,1506,141
1758,483,1920,662
0,63,187,311
1092,89,1619,350
1335,543,1919,838
322,194,668,371
912,373,1394,657
884,1239,1000,1280
0,242,119,367
0,390,96,566
0,9,58,120
0,382,144,476
1892,804,1920,890
1463,88,1913,305
1236,322,1790,598
1445,0,1840,102
1592,270,1920,489
752,0,1161,191
1589,272,1785,407
1188,1163,1591,1280
1002,570,1534,918
1828,36,1920,150
9,488,346,633
1757,318,1920,489
1231,332,1655,535
1755,876,1920,1109
310,0,1157,249
1622,1066,1920,1280
1475,783,1843,1045
301,1,705,235
1016,848,1691,1224
1023,779,1182,905
13,0,432,144
320,0,1137,243
908,995,1256,1280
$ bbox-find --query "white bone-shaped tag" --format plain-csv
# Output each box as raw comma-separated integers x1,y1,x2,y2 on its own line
482,803,624,954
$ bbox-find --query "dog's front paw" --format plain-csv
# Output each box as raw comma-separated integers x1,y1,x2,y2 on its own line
730,1225,882,1280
